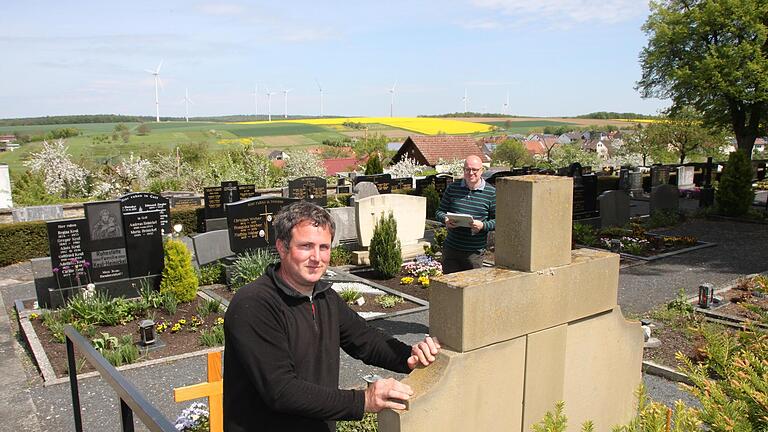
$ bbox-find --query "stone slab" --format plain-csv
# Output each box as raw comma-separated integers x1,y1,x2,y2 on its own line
495,175,572,272
650,184,679,214
598,190,630,228
522,325,567,431
192,229,234,266
355,194,426,247
205,218,228,232
430,248,619,352
328,206,357,247
12,205,64,223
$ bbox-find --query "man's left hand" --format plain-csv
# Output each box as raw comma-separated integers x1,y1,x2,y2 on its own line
407,335,441,369
470,220,484,235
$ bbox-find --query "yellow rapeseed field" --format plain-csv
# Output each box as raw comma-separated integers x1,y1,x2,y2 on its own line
234,117,492,135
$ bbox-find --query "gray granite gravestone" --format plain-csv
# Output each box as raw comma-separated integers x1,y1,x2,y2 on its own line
191,230,234,266
328,206,357,247
650,184,680,214
598,190,630,228
353,182,380,200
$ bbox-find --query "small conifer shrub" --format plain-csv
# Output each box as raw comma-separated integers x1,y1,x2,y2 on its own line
716,149,755,216
159,239,199,302
369,211,402,278
364,153,383,175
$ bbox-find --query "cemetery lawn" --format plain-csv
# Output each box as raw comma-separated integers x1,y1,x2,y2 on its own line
26,296,224,378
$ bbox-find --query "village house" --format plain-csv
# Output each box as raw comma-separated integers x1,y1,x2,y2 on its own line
390,135,486,167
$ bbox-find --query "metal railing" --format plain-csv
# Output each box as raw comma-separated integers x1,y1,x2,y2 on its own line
65,325,176,432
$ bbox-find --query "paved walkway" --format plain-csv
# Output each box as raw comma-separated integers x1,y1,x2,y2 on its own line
1,208,765,430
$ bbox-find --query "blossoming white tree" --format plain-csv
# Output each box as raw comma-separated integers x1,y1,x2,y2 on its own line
24,139,90,197
284,150,326,181
386,156,427,178
92,153,151,199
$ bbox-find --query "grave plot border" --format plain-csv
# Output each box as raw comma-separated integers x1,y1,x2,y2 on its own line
14,295,224,387
641,271,768,384
578,238,716,262
692,271,768,331
199,267,430,323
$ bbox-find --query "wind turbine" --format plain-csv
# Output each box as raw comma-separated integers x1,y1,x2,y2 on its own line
282,88,292,119
315,79,324,117
503,90,510,115
462,88,469,113
253,84,259,120
182,88,193,122
266,89,277,122
145,61,163,122
389,82,397,117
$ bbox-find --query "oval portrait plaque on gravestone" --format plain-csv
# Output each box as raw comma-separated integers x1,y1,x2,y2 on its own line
225,197,299,253
84,200,129,282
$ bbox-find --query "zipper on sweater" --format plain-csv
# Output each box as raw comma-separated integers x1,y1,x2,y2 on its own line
309,295,319,333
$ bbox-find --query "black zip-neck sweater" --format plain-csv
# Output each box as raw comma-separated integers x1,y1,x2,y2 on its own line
223,263,412,432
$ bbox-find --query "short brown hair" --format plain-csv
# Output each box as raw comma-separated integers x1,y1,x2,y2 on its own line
273,201,335,246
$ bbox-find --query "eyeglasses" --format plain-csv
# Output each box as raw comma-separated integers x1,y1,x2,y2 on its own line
463,167,482,173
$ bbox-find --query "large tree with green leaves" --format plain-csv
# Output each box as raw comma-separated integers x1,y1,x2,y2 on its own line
637,0,768,157
491,139,532,167
648,107,726,164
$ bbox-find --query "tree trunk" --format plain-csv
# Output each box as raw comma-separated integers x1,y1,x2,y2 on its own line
679,153,685,165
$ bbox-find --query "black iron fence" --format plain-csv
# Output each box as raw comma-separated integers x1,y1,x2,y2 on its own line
65,325,176,432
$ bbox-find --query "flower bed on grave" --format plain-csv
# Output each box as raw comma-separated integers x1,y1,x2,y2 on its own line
573,222,707,259
352,255,447,302
23,288,225,379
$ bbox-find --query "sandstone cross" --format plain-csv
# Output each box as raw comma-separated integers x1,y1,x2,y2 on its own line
379,175,643,431
174,351,223,432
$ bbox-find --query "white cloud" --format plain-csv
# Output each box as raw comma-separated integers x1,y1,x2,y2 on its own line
471,0,648,24
460,19,501,29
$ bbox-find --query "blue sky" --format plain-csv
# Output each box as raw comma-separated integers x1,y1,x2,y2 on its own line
0,0,668,119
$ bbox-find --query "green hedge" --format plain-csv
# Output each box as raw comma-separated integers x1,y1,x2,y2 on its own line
0,221,49,266
0,206,205,267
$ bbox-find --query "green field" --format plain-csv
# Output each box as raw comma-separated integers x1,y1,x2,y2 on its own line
0,121,350,174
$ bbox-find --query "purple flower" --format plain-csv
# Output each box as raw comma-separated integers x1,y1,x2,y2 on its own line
70,258,78,264
83,260,91,268
52,267,60,273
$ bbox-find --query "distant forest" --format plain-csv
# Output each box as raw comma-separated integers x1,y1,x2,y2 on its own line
0,114,328,126
575,112,657,120
420,112,521,118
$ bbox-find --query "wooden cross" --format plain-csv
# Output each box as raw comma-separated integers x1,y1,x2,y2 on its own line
174,351,224,432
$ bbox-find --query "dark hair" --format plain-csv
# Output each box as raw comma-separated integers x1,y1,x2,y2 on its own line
273,201,335,246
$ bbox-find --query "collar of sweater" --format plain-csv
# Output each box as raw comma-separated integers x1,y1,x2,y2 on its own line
266,263,333,299
460,177,486,191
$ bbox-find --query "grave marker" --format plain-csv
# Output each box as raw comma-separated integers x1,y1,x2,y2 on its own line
84,201,129,282
13,205,64,223
287,176,328,207
354,173,391,194
120,192,171,235
204,187,224,219
650,184,679,214
46,219,89,289
225,197,298,253
677,166,695,190
122,211,164,277
238,184,258,200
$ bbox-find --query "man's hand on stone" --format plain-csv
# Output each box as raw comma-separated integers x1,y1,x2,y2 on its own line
470,220,484,234
364,378,413,412
407,335,441,369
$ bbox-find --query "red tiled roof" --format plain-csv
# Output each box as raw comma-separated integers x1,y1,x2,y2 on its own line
403,135,485,166
522,140,547,155
321,157,366,176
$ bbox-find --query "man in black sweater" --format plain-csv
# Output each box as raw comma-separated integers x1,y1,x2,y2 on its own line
224,201,440,432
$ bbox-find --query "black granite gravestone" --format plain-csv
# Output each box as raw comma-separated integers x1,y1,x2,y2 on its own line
354,174,392,194
221,181,240,205
288,176,328,207
434,174,452,196
123,211,164,277
204,186,224,219
225,197,299,253
120,192,171,235
47,219,90,289
84,201,130,283
238,184,258,200
650,165,671,188
391,177,414,192
171,196,203,208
